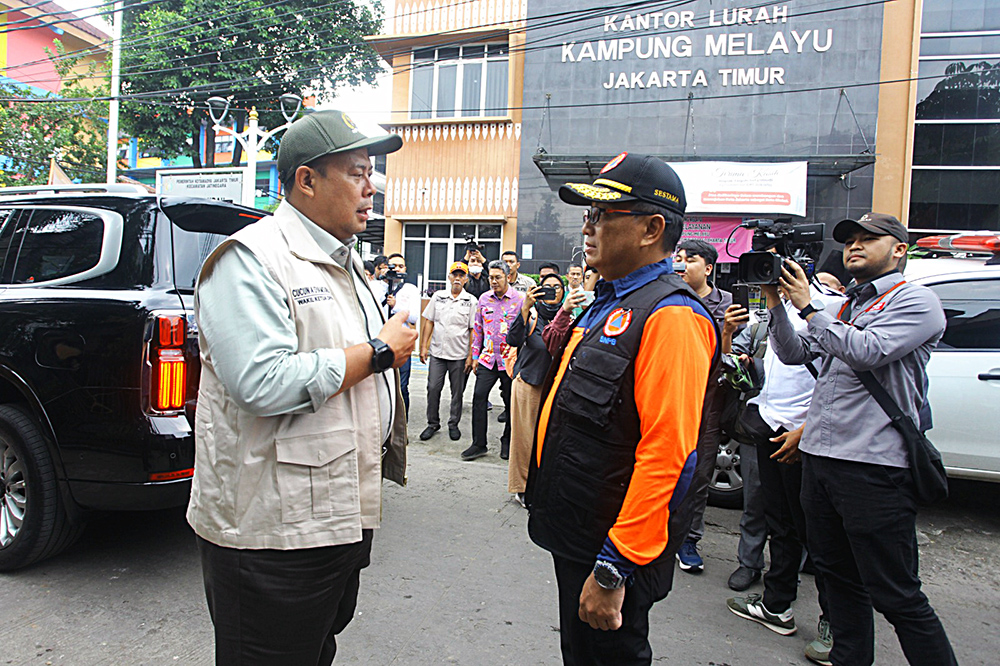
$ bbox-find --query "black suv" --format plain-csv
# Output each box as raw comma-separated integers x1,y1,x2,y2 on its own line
0,184,261,570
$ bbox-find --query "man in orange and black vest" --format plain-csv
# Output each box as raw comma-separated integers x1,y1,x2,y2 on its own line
525,153,719,665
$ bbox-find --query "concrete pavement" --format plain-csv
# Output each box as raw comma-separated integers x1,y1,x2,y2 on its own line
1,358,997,664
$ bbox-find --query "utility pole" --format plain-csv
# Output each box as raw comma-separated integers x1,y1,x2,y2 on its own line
106,0,123,184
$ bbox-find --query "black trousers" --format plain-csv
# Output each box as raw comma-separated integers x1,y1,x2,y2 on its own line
552,555,674,666
800,454,957,666
471,364,511,453
740,405,828,616
197,530,373,666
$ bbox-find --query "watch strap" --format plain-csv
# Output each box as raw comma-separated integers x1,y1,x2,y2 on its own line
798,302,819,320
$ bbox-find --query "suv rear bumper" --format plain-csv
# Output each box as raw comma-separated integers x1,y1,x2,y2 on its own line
68,477,192,511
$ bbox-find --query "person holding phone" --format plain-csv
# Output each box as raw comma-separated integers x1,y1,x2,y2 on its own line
506,274,565,507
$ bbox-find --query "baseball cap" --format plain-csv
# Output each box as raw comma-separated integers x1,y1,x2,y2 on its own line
277,110,403,184
448,261,469,274
558,152,686,216
833,213,909,244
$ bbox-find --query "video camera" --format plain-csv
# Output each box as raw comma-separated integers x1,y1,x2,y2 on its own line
736,219,825,285
464,234,483,255
378,268,407,297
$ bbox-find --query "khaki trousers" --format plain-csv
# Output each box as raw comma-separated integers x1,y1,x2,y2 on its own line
508,375,543,493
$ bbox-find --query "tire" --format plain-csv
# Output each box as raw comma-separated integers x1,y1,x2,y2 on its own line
0,404,84,571
707,437,744,510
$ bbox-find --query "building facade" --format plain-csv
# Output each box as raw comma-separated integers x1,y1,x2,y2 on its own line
372,0,995,279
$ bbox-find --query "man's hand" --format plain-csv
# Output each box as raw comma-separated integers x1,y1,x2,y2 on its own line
378,311,418,368
770,425,804,465
385,293,396,310
562,288,587,313
419,349,429,364
760,283,781,310
465,355,477,374
778,260,812,311
723,304,749,335
579,574,625,631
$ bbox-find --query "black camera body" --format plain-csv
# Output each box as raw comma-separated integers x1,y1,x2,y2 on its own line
737,219,825,285
464,234,482,254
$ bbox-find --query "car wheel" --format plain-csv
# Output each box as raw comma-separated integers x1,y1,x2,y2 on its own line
0,404,84,571
708,437,744,509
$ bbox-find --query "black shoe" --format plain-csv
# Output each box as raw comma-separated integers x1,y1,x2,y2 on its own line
449,425,461,440
461,444,488,461
419,425,439,441
728,566,762,592
500,442,510,460
497,409,507,423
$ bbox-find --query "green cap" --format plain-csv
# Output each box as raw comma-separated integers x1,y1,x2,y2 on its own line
277,110,403,184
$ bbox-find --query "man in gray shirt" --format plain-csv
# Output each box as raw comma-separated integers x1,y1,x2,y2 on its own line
764,213,956,666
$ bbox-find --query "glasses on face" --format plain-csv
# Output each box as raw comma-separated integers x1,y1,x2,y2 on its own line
584,207,650,226
488,274,505,282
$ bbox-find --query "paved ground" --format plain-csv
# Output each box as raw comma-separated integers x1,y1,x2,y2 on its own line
2,359,998,665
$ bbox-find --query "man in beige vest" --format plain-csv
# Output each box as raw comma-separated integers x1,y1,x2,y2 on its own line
188,110,417,665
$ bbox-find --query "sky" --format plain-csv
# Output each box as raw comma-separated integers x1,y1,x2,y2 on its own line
56,0,395,137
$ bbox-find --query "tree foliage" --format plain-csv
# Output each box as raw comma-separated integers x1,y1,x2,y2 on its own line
0,42,109,186
120,0,385,167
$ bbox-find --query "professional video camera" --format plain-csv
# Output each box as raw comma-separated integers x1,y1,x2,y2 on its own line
378,267,407,297
736,219,825,285
464,234,483,255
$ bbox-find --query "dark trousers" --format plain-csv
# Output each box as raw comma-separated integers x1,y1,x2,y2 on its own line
687,381,724,542
197,531,373,666
800,453,957,666
472,364,511,454
426,356,468,428
398,357,411,416
552,555,674,666
739,405,828,616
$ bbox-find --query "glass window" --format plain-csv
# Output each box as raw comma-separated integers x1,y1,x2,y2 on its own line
453,224,476,238
922,0,1000,32
478,224,502,238
913,123,1000,165
411,63,434,120
929,279,1000,349
0,209,18,279
403,241,424,287
909,169,1000,230
172,227,226,291
408,43,509,119
404,224,426,238
916,60,1000,120
921,34,1000,56
428,243,449,286
11,209,105,284
428,224,450,238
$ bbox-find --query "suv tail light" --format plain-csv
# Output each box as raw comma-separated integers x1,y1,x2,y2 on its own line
151,315,187,413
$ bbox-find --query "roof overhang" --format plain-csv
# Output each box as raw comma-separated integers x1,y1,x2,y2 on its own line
532,153,876,179
365,27,511,64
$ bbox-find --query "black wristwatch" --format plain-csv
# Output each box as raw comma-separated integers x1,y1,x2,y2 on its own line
798,302,819,320
593,561,625,590
367,338,395,373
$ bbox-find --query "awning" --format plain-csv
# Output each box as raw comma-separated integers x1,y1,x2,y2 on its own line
532,153,875,179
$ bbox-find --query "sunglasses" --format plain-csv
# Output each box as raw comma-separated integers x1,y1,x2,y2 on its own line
584,207,650,225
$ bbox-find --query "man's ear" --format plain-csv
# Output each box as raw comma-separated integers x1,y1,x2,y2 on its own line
294,165,317,199
892,241,908,259
640,214,666,248
705,262,714,277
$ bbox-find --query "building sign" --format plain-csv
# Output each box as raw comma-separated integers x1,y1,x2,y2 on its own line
680,217,753,263
670,161,807,216
560,4,836,91
156,168,244,203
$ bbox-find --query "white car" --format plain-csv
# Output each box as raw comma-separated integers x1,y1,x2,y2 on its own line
905,234,1000,483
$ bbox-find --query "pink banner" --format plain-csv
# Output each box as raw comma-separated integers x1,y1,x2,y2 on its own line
679,217,753,263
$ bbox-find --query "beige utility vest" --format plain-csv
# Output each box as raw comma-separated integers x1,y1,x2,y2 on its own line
187,204,407,550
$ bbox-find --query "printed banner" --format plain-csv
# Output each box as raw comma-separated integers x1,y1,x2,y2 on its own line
680,217,753,263
669,161,808,217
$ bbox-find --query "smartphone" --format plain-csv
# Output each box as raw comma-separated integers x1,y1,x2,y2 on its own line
537,285,557,300
732,284,750,312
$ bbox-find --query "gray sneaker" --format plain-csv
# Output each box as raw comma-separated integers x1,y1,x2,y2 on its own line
726,593,797,635
804,618,833,665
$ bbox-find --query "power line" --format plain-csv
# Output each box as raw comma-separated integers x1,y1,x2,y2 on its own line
0,0,168,35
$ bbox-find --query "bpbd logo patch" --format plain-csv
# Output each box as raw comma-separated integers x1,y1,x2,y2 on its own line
603,308,633,337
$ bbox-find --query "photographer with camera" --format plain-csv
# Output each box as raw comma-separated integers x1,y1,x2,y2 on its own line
463,245,490,299
383,253,420,414
505,274,564,507
765,213,955,666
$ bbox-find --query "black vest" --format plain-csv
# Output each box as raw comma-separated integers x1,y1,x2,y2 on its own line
525,273,719,565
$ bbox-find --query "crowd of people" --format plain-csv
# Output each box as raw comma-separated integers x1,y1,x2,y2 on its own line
186,110,956,666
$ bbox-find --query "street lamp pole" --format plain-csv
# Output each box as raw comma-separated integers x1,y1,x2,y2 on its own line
206,94,302,207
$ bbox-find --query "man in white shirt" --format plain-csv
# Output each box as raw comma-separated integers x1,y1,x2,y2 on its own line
502,250,537,293
385,252,421,414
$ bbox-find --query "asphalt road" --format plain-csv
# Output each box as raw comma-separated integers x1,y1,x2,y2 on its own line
2,361,998,665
